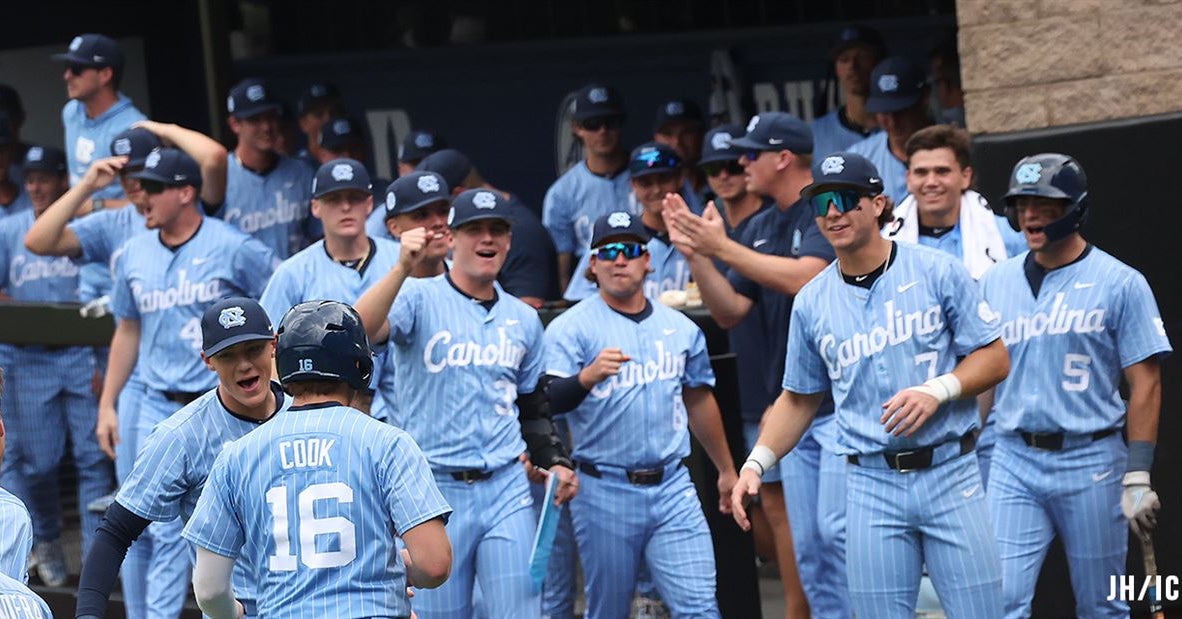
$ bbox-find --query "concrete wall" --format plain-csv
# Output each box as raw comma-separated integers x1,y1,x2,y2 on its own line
958,0,1182,133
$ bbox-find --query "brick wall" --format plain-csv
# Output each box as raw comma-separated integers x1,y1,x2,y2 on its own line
958,0,1182,133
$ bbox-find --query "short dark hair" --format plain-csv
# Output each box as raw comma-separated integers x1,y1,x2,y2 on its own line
905,124,972,170
285,380,352,398
876,194,896,228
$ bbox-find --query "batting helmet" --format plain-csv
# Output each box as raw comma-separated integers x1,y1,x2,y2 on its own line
1002,153,1088,241
275,300,373,392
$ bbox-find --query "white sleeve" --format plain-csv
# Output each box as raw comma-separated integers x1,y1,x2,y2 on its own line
192,546,240,619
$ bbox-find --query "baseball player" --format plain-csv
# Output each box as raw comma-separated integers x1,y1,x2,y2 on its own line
96,148,276,619
183,300,453,619
53,34,146,207
980,154,1171,618
564,142,696,302
293,81,346,170
0,377,35,584
0,572,52,619
652,98,706,197
732,152,1010,618
354,188,578,618
220,78,317,259
811,26,885,157
398,129,446,177
543,211,738,619
848,56,931,204
0,145,114,586
543,83,634,291
75,297,290,619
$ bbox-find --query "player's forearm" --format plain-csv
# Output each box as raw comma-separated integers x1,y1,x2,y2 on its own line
354,263,411,341
99,320,140,409
759,390,824,458
75,502,152,617
403,519,452,589
715,240,828,296
24,181,91,256
150,123,229,205
684,387,736,474
1124,357,1162,445
192,547,240,619
950,338,1010,398
688,254,750,329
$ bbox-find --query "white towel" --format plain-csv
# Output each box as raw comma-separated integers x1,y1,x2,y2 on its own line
882,190,1009,279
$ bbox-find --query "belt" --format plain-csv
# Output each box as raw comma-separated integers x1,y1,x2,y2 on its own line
12,344,68,352
576,460,685,486
160,390,203,405
1017,428,1117,451
438,459,516,484
848,433,976,473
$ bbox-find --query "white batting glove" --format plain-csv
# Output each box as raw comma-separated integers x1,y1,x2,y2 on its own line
1121,471,1160,538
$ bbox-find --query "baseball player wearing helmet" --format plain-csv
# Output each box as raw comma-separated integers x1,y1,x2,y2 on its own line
354,188,578,619
184,300,453,619
0,375,35,584
732,152,1010,619
0,572,52,618
97,148,276,619
75,298,290,619
0,145,114,586
980,154,1171,618
543,211,738,619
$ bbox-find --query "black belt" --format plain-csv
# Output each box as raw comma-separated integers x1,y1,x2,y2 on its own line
161,390,203,405
576,460,683,486
445,459,516,484
1018,428,1117,451
848,433,976,472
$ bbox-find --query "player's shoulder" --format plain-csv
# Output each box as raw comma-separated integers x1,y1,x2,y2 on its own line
1081,246,1148,290
154,388,220,434
275,154,313,178
274,239,326,269
61,99,81,120
0,209,28,236
0,486,30,516
496,286,544,321
847,131,883,156
647,300,699,329
797,260,841,299
372,235,401,255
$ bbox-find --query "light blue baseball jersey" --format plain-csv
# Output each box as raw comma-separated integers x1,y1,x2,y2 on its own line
542,162,636,256
784,242,1001,455
848,132,908,205
811,108,878,161
0,210,80,301
387,275,543,471
61,95,146,199
916,215,1027,265
980,247,1172,434
220,153,316,260
563,233,690,302
0,487,32,583
70,205,147,266
0,190,31,220
0,572,51,618
110,217,277,392
543,295,714,467
260,237,401,326
364,207,392,241
182,403,451,619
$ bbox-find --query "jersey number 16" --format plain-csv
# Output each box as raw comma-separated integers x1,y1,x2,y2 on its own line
266,482,357,571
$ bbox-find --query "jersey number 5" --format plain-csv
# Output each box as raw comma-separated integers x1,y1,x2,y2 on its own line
266,482,357,571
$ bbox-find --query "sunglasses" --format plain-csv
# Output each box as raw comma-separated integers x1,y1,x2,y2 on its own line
139,179,171,195
579,116,623,132
66,64,94,76
808,189,872,217
594,242,648,261
743,149,768,162
701,160,745,177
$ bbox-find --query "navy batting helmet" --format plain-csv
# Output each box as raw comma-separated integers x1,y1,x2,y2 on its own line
1003,153,1088,241
275,300,373,392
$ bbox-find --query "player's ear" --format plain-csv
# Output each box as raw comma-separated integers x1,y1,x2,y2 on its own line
386,218,401,238
310,198,322,220
960,165,974,191
200,351,215,371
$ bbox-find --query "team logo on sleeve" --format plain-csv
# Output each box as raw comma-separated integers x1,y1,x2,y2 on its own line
588,87,608,103
246,84,265,102
820,156,845,175
1153,317,1166,337
331,163,354,181
878,74,899,93
608,212,632,228
710,132,733,151
1015,162,1043,184
473,191,498,209
746,115,760,132
219,306,247,329
417,174,440,194
145,150,161,169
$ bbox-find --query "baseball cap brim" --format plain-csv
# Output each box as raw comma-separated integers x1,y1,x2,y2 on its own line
449,212,512,229
313,182,371,199
573,109,625,122
127,168,192,186
592,231,649,248
698,151,741,165
51,52,107,67
726,135,772,151
801,180,880,199
204,332,274,358
865,93,922,114
386,197,449,220
230,102,282,119
630,166,679,178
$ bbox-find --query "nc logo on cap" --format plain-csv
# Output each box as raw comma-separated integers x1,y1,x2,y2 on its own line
27,147,43,162
331,163,354,181
332,119,350,134
310,84,327,97
385,192,397,211
1015,162,1042,184
447,207,456,225
226,96,235,113
246,85,265,102
145,150,161,169
710,132,733,151
821,156,845,175
218,306,246,329
69,36,83,51
588,88,608,104
414,133,434,148
665,101,684,116
746,115,760,133
113,138,131,156
473,191,498,209
417,174,441,193
607,212,632,228
878,74,899,93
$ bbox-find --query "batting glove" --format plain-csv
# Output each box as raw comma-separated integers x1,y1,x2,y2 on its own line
1121,471,1160,537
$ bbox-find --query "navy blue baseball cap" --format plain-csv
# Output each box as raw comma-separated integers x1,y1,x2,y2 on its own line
23,146,67,175
202,297,274,358
865,56,928,114
628,142,681,178
318,116,364,151
129,148,203,189
829,25,887,61
417,149,472,191
296,82,342,117
448,188,511,229
384,171,449,219
699,124,745,164
653,99,703,133
589,211,650,248
800,152,884,197
571,83,625,122
729,112,813,154
110,127,162,168
52,34,124,70
312,158,372,199
399,130,446,163
227,78,282,119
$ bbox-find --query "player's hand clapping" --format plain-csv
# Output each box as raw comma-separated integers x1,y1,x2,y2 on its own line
577,347,630,389
95,402,119,460
729,469,762,530
663,194,728,258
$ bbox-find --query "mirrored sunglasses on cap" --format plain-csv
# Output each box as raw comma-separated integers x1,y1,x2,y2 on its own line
808,189,874,217
700,160,744,177
594,242,648,261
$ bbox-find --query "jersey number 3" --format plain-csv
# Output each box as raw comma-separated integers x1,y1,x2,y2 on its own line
266,482,356,571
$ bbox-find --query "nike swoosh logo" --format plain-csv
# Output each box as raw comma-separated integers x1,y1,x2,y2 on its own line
663,328,676,335
505,319,519,326
1092,470,1112,482
854,274,869,282
897,281,918,293
753,239,769,248
1074,282,1095,289
768,138,783,145
961,485,980,499
192,258,210,265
